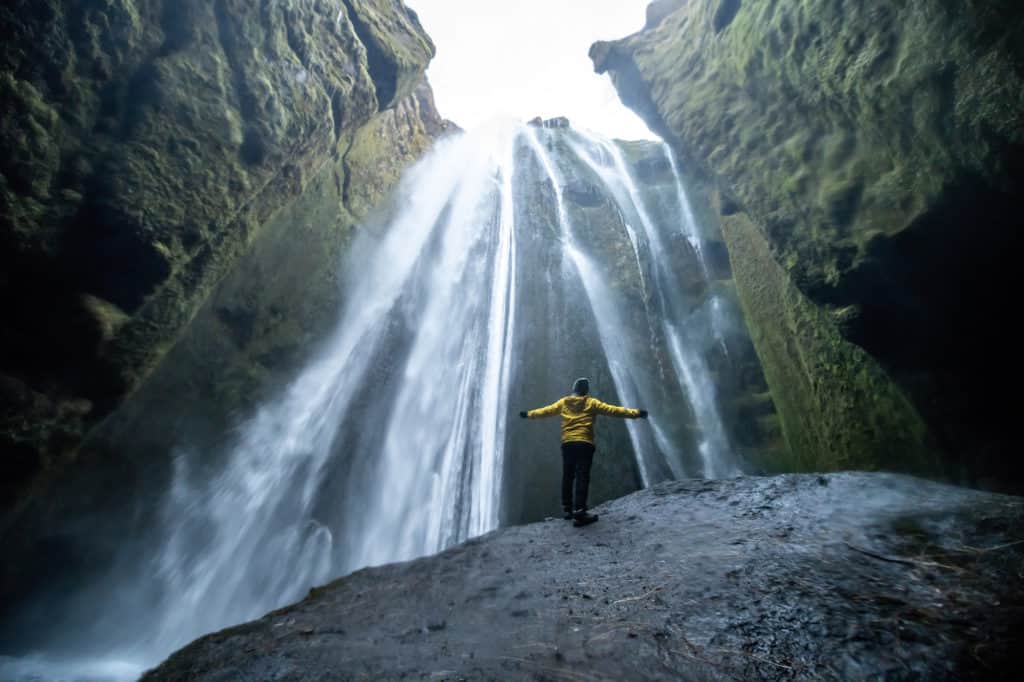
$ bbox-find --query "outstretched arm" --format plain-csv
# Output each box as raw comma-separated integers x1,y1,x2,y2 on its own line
524,398,563,419
591,399,645,419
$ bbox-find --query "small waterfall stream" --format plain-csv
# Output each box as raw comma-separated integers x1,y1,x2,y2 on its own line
3,122,745,681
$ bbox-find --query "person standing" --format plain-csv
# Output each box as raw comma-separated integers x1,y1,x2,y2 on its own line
520,377,648,526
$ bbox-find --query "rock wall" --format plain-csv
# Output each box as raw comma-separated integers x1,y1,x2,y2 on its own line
0,0,452,617
719,208,929,473
0,75,448,629
0,0,439,523
82,79,448,465
593,0,1024,484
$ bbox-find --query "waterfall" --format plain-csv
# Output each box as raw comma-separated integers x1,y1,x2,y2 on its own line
663,142,730,357
524,127,670,485
3,122,744,681
134,126,521,656
663,142,706,270
564,131,738,479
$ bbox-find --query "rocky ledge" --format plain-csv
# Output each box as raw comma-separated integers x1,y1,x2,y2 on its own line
145,473,1023,680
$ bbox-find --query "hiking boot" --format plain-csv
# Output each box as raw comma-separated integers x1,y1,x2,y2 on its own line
563,511,575,520
573,510,598,527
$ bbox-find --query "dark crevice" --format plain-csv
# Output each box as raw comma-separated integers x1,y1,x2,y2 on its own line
343,0,397,111
120,62,162,136
713,0,742,33
339,136,355,206
817,155,1024,488
330,90,344,141
213,0,256,121
158,2,195,56
240,129,266,165
281,8,308,66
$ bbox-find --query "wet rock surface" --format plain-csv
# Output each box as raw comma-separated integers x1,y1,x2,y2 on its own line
146,473,1024,680
0,0,434,527
592,0,1024,489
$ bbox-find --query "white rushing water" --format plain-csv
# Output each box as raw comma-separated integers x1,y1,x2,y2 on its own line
524,128,667,485
4,122,743,681
565,132,738,478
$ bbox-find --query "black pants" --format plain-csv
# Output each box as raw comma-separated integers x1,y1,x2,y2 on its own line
561,441,596,512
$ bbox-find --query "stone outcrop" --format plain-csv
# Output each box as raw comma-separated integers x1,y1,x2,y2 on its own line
593,0,1024,485
0,0,439,522
143,473,1024,680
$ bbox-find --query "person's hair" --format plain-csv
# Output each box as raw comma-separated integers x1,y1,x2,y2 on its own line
572,377,589,395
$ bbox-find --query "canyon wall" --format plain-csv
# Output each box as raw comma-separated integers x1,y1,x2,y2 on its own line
1,0,445,525
594,0,1024,485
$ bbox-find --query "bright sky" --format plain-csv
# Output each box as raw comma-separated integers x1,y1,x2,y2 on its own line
408,0,656,140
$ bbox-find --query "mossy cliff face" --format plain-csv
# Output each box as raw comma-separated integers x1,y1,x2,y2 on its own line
719,208,929,473
0,0,436,516
593,0,1024,483
0,80,448,615
76,78,448,476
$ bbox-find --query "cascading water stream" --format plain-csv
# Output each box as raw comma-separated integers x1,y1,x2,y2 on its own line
565,132,739,478
662,142,707,272
662,142,730,358
337,125,520,568
3,122,746,681
523,127,659,485
153,128,526,645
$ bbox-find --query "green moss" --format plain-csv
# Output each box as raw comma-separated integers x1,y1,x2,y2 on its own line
720,209,935,474
78,76,446,470
343,81,442,217
597,0,1024,294
344,0,436,109
820,131,856,172
594,0,1024,480
818,175,864,228
0,74,61,199
781,169,810,196
0,0,438,522
781,130,814,165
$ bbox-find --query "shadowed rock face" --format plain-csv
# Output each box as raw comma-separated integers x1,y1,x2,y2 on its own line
0,0,454,624
0,0,435,526
143,473,1024,680
592,0,1024,487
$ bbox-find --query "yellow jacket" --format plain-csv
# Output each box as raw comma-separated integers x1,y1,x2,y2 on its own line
526,395,640,445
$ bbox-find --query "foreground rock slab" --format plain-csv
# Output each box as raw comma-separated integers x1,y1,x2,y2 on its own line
146,473,1024,680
